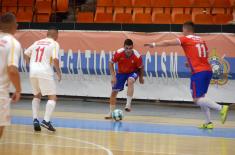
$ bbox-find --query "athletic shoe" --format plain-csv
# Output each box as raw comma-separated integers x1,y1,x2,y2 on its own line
33,119,41,132
198,122,214,129
41,120,56,132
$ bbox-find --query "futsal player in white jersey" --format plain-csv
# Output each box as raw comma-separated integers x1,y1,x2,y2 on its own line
0,13,22,138
24,28,61,132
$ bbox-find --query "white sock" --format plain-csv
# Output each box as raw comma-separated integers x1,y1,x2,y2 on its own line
32,98,40,119
44,100,56,122
197,97,222,111
200,106,211,124
126,96,132,107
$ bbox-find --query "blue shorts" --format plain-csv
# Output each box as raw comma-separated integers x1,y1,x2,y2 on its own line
190,71,212,98
112,73,138,92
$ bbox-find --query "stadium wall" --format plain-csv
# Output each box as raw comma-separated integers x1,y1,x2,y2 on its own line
16,30,235,103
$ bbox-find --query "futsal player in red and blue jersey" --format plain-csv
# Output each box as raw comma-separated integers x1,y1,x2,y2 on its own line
105,39,144,119
144,21,229,129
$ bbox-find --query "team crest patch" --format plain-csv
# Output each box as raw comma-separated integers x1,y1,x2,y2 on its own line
209,49,230,85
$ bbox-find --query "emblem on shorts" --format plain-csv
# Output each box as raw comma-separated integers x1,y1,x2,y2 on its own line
209,49,230,85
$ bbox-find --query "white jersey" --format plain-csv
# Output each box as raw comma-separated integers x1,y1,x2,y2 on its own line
24,38,60,80
0,33,21,98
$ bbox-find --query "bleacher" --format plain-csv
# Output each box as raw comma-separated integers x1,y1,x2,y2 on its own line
0,0,69,22
77,0,235,24
0,0,234,24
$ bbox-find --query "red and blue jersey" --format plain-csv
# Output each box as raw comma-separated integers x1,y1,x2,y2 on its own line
178,35,212,74
111,48,143,74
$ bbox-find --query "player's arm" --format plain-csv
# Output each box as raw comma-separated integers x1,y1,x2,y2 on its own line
109,61,116,86
137,56,144,84
109,51,119,85
24,44,33,65
144,39,180,48
24,54,30,65
138,66,144,84
109,61,116,77
53,43,61,82
7,41,22,103
53,58,61,81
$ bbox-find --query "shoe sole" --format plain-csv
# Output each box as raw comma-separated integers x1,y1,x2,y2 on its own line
40,123,56,132
34,126,41,132
33,122,41,132
125,108,131,112
104,116,112,120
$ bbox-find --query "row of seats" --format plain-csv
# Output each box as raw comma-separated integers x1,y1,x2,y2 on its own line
77,11,233,24
97,0,234,7
92,0,235,24
0,0,68,22
95,6,234,15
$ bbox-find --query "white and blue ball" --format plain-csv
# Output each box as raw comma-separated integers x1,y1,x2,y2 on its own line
112,109,124,121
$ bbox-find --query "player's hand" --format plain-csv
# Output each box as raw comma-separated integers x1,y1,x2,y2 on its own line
185,62,190,68
11,91,21,103
139,77,144,84
111,76,117,86
57,73,62,82
144,43,155,48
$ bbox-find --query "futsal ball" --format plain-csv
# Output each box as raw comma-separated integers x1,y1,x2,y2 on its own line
112,109,123,121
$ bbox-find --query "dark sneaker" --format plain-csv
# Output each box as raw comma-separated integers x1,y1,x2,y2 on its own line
125,104,131,112
33,119,41,132
104,112,112,119
40,120,56,132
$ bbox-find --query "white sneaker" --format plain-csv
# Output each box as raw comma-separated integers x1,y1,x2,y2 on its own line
104,112,112,119
125,104,131,112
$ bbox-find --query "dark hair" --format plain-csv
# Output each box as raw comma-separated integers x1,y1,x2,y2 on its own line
0,12,16,25
183,21,195,32
124,39,133,46
48,26,58,32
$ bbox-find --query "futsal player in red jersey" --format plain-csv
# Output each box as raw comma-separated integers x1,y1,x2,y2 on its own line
144,21,229,129
105,39,144,119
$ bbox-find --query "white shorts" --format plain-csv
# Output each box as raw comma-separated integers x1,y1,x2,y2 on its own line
0,98,11,126
30,78,56,96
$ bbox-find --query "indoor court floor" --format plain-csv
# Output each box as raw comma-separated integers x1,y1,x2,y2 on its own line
0,98,234,155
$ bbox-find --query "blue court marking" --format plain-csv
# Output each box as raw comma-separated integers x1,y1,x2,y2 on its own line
12,116,235,139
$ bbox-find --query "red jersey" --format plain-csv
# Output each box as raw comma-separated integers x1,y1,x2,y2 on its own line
111,48,143,74
178,35,212,74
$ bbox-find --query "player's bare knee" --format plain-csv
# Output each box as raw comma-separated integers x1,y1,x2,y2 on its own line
34,93,41,99
193,98,199,103
111,91,118,97
127,78,135,85
48,95,57,101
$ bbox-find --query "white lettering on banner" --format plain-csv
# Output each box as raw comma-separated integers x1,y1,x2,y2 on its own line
109,51,114,75
155,52,158,78
94,50,97,75
77,50,83,74
100,50,106,75
145,51,152,78
85,50,91,75
60,49,65,72
20,50,27,72
170,52,178,79
67,49,74,74
161,52,168,79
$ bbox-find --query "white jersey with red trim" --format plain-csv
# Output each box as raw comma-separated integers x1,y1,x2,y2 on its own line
24,38,60,80
0,33,22,98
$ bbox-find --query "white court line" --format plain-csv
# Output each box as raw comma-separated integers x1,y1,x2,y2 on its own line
0,130,196,155
0,141,97,149
6,130,113,155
